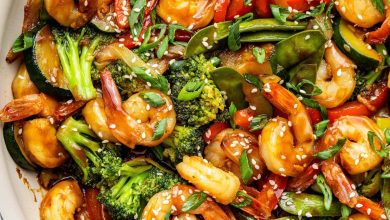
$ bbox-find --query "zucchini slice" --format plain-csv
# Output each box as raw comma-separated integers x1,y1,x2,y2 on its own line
24,25,72,100
3,122,37,171
333,18,381,70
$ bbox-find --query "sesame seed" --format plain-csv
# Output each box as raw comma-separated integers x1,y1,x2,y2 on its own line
249,105,257,110
296,155,302,161
146,104,151,111
279,167,285,172
349,192,356,198
281,155,287,160
357,14,363,20
312,163,319,170
294,103,298,109
251,88,258,93
141,132,146,139
305,212,312,217
381,214,387,219
298,210,303,216
355,203,363,208
109,124,116,129
336,69,342,76
367,208,371,215
305,35,311,40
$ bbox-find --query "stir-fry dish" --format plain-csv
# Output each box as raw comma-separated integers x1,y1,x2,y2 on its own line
2,0,390,219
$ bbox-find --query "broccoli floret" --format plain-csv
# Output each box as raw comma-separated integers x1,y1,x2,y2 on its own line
92,60,147,98
97,159,184,220
56,117,122,186
167,55,225,127
162,125,205,164
53,26,114,101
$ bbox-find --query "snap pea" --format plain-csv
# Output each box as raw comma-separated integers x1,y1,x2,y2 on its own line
383,179,390,219
271,30,326,69
185,19,308,58
360,168,381,197
279,192,342,217
240,32,293,43
211,67,248,109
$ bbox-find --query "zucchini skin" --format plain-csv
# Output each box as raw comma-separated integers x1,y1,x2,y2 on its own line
24,28,72,100
333,18,380,71
3,123,37,171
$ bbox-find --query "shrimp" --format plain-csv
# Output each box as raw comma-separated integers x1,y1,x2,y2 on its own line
44,0,99,29
142,185,230,220
176,156,240,204
0,93,85,123
336,0,385,28
204,129,267,183
82,98,118,143
260,82,315,177
157,0,217,30
40,179,83,220
317,116,383,175
100,68,176,148
318,116,387,219
313,42,356,108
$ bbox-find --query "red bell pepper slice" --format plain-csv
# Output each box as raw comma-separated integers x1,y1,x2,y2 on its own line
114,0,131,29
203,122,229,144
328,101,371,123
233,108,257,130
226,0,254,21
214,0,231,22
85,188,112,220
358,81,389,112
254,0,272,17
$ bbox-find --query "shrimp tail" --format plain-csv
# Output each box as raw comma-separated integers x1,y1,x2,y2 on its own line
0,94,43,122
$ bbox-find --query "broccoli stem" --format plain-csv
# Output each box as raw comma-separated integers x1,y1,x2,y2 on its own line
55,29,100,101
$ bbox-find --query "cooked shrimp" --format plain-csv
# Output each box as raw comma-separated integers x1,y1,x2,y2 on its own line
204,129,267,183
260,83,315,177
142,185,230,220
176,156,240,204
321,160,387,219
336,0,385,28
40,179,83,220
157,0,216,30
23,118,68,168
0,93,84,123
100,69,176,148
82,98,118,143
317,116,383,175
312,42,356,108
44,0,98,29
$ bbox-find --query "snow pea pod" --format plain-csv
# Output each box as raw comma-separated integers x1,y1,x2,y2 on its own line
211,67,248,109
240,31,293,43
279,192,342,217
271,30,326,69
185,19,308,58
360,168,381,197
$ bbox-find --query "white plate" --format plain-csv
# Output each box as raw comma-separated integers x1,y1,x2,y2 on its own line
0,0,41,219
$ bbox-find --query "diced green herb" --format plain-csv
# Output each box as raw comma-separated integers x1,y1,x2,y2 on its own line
229,102,237,129
152,118,168,140
140,92,166,107
181,192,207,212
249,115,268,132
315,120,329,139
253,47,266,64
178,79,205,101
270,5,290,23
315,138,346,160
239,151,253,184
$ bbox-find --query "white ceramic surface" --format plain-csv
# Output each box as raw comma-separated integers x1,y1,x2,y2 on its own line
0,1,41,219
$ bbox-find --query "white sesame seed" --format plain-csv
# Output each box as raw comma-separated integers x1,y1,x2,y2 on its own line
281,155,287,160
141,132,146,139
109,124,116,129
305,35,311,40
312,163,319,170
349,192,356,198
381,214,387,219
279,167,285,172
367,208,371,215
355,203,363,208
305,212,312,217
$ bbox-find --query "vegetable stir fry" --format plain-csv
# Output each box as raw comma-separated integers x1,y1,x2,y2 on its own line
3,0,390,219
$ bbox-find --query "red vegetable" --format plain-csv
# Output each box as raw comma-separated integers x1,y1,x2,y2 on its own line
226,0,253,21
233,108,257,129
174,29,193,42
358,81,389,112
85,188,112,220
328,101,371,123
114,0,131,29
254,0,272,17
306,107,322,125
214,0,231,22
256,174,288,217
203,122,229,144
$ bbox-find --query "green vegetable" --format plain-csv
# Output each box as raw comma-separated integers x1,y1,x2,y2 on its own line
168,24,194,46
185,19,307,57
90,6,118,33
244,74,263,88
249,115,269,132
253,47,266,64
316,174,333,210
152,119,168,140
239,151,253,184
178,79,205,101
287,79,323,97
340,205,352,220
211,67,248,109
301,97,328,119
157,36,169,59
371,0,385,14
132,67,169,93
333,18,381,70
240,31,293,42
228,19,242,51
308,14,333,41
24,25,72,100
270,4,290,23
231,191,253,208
138,24,167,52
271,30,326,69
3,122,37,171
279,192,342,216
167,55,225,127
314,120,329,139
229,102,238,129
293,3,325,20
181,192,207,212
53,27,100,101
140,92,166,107
360,168,381,197
382,179,390,219
315,138,346,160
129,0,146,37
367,131,389,158
12,32,34,53
162,126,205,164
